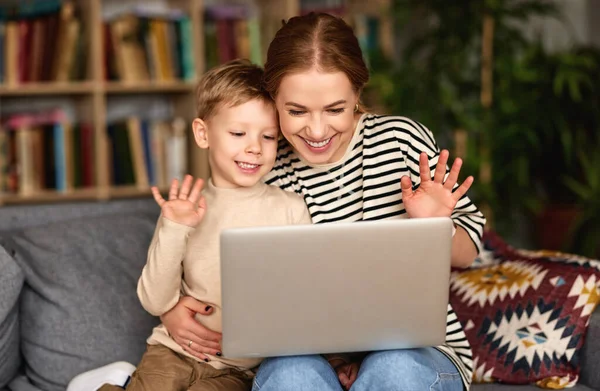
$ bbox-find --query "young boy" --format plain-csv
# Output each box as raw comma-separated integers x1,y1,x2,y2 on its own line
68,59,311,391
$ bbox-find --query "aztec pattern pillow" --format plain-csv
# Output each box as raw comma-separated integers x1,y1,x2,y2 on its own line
449,231,600,389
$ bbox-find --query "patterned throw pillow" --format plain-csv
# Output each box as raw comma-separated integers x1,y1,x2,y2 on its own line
449,231,600,388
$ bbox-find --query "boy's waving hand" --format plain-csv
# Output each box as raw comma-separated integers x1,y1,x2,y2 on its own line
152,175,207,228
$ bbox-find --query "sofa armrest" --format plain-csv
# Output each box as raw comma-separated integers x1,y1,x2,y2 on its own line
579,306,600,389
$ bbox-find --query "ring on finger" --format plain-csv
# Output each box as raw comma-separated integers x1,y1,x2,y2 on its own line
188,340,193,348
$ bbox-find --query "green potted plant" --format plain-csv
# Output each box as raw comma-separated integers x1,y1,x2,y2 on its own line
527,46,600,253
369,0,599,255
561,135,600,258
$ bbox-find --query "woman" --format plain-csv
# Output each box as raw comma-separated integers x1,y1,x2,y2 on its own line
163,12,485,391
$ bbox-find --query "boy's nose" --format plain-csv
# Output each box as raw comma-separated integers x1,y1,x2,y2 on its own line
245,140,262,155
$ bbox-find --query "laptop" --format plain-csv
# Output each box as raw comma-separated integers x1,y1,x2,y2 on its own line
220,217,453,358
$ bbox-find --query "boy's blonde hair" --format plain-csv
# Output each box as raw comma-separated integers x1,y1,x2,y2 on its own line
196,59,272,120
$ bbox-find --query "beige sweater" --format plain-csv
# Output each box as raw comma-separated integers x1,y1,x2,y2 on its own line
137,180,311,371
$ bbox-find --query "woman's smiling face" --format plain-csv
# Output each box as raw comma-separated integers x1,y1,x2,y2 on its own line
275,69,361,165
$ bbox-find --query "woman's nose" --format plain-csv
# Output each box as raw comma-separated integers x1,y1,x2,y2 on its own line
306,116,326,139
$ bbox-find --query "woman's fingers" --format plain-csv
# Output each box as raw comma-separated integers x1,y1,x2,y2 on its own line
179,296,213,314
188,178,204,204
400,175,414,198
172,335,209,361
151,187,165,207
419,152,432,182
177,331,222,354
181,345,209,361
345,364,359,390
433,150,449,183
453,176,474,201
193,323,223,344
443,157,463,190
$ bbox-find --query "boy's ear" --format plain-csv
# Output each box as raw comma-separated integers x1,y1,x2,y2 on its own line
192,118,209,149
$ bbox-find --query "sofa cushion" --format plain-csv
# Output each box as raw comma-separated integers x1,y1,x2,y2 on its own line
4,213,160,391
472,384,595,391
450,232,600,388
0,241,24,388
579,307,600,390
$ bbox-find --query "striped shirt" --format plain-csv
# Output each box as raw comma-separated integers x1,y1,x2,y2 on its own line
264,113,486,389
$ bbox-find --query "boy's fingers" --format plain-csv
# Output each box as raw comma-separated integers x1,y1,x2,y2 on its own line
179,175,194,200
168,179,179,201
151,187,165,207
198,196,207,211
188,179,204,203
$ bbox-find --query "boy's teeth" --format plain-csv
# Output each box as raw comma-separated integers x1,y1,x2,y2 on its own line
305,138,331,148
237,162,258,169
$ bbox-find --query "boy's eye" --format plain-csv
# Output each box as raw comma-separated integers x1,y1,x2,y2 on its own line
230,131,244,137
288,110,306,116
263,135,276,140
328,108,345,114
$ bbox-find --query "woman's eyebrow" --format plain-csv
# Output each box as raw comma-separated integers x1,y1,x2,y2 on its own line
285,102,307,109
324,100,346,109
284,100,347,109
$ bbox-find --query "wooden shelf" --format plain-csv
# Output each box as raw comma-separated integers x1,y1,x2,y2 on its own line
0,82,95,96
0,186,167,205
109,185,154,198
0,0,390,207
104,81,196,94
0,188,100,205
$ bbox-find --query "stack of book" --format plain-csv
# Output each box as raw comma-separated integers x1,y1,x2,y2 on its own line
0,0,85,85
104,7,195,83
106,116,187,189
204,4,262,68
0,109,94,195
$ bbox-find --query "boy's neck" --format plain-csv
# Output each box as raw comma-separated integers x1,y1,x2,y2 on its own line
206,179,266,199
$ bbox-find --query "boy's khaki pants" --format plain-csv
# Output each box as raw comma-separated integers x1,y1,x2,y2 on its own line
99,344,253,391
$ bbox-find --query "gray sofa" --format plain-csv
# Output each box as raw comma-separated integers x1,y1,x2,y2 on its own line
0,198,598,391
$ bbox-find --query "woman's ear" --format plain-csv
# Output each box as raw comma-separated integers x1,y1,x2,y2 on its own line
193,118,209,149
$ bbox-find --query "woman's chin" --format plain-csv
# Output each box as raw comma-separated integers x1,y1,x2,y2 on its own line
299,148,337,165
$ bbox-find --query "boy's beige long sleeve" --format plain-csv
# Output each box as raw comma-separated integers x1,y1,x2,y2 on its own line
137,217,195,316
143,181,312,371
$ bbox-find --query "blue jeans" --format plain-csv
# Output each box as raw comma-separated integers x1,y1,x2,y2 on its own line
252,348,463,391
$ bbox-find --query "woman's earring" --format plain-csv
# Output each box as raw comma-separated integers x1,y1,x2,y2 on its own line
354,103,359,113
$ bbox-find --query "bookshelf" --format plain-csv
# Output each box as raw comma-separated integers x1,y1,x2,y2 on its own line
0,0,392,206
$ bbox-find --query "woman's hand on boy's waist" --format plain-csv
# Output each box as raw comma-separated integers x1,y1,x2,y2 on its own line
161,296,223,362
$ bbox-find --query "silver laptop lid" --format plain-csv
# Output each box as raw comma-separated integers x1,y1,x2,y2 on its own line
220,217,453,358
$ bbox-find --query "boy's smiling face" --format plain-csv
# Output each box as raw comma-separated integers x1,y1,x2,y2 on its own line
193,99,279,189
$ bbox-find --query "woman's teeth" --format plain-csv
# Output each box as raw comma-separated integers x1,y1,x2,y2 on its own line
237,162,259,169
305,137,331,148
